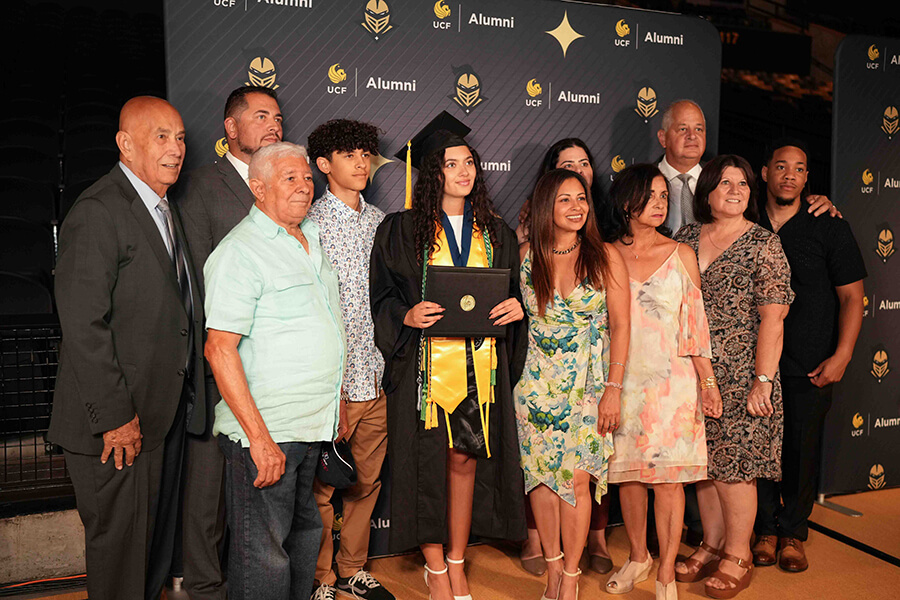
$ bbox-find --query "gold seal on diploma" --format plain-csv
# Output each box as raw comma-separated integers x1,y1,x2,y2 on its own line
460,295,476,312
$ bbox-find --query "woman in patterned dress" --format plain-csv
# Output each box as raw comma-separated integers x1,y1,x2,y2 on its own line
673,155,794,599
603,164,722,600
515,169,630,600
515,138,617,578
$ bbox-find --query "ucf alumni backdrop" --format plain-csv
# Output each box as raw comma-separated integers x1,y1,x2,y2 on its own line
164,0,721,556
822,35,900,497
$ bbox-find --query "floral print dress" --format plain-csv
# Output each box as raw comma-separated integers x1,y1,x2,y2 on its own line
609,248,712,484
514,252,614,506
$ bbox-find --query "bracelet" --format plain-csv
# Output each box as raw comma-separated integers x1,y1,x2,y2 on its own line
699,376,717,390
610,361,625,368
605,381,623,390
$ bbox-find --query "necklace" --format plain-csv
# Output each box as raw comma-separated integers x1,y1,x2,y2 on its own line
552,237,581,255
625,231,659,259
705,221,749,251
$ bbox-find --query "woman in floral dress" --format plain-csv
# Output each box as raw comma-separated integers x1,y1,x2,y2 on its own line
515,169,630,600
603,164,722,600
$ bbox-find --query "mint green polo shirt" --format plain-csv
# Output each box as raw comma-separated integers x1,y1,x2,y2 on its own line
204,205,345,446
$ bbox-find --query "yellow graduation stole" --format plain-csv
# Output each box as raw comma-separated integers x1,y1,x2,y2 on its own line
420,223,497,456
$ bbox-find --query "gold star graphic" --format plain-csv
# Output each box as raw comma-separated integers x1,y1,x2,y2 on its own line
369,152,395,183
546,11,585,58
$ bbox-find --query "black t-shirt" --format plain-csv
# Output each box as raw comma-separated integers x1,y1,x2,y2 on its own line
759,205,867,377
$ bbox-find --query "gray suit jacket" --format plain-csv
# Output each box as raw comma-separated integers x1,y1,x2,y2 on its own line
176,158,255,426
177,159,255,292
49,165,206,455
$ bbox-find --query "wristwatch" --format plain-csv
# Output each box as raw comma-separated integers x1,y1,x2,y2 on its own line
756,374,773,385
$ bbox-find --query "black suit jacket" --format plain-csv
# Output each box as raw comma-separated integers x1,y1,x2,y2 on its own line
48,165,206,455
176,158,255,429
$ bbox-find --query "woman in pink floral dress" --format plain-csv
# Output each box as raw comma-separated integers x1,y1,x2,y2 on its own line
604,165,722,600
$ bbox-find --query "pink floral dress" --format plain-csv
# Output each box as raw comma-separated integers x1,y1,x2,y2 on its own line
609,247,712,484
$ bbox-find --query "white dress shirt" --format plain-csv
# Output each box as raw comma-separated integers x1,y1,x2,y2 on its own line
659,156,703,232
225,150,251,186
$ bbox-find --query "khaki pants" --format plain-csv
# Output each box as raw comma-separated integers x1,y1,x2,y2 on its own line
314,391,388,583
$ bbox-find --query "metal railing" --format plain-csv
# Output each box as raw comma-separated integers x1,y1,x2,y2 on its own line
0,317,71,504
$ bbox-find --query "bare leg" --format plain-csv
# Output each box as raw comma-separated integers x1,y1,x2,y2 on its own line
523,527,544,558
422,543,452,600
618,482,651,562
675,480,724,576
558,471,592,600
446,448,477,598
706,480,755,591
530,484,563,599
652,483,685,585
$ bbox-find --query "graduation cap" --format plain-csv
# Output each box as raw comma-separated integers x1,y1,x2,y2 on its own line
394,111,471,209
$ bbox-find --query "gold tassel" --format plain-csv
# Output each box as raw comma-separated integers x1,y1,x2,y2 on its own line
404,139,412,209
444,408,454,449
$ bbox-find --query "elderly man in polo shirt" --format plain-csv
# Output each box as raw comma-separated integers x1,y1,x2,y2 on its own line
204,141,346,600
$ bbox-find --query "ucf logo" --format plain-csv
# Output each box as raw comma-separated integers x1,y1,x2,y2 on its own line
215,137,229,158
876,225,895,263
868,464,886,490
635,87,659,121
871,346,890,383
362,0,393,41
525,79,543,107
883,106,899,138
852,412,864,437
246,56,279,89
328,63,347,84
611,155,626,173
451,65,487,114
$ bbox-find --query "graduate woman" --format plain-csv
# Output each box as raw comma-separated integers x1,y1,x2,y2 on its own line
370,112,528,600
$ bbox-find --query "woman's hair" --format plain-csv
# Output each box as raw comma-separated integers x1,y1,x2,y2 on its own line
605,163,669,243
411,143,500,263
528,169,609,316
693,154,759,223
519,138,601,229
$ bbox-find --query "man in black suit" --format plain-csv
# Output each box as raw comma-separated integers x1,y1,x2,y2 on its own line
49,96,205,600
176,85,283,600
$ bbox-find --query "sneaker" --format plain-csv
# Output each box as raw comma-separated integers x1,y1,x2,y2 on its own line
336,570,395,600
311,583,338,600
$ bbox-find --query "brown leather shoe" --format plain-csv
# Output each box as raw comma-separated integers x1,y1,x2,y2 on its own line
778,537,809,572
751,535,777,566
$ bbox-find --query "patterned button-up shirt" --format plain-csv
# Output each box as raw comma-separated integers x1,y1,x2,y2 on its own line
306,188,386,402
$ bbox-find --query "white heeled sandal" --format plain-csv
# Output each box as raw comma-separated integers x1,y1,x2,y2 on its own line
541,552,564,600
656,580,677,600
424,562,448,600
563,566,582,599
605,554,653,595
446,556,473,600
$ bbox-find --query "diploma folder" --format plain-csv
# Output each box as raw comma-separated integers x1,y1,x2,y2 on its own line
424,266,510,338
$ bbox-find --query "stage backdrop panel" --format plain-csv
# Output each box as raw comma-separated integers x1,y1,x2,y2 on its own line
164,0,720,556
823,35,900,496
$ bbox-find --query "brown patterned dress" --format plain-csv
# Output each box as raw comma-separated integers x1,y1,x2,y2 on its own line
674,223,794,482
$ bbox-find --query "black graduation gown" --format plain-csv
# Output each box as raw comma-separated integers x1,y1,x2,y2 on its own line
370,210,527,553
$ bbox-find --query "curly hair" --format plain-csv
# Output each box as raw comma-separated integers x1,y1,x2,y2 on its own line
411,144,500,264
307,119,381,161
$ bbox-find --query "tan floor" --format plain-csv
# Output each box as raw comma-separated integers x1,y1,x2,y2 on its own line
11,511,900,600
811,488,900,559
363,524,900,600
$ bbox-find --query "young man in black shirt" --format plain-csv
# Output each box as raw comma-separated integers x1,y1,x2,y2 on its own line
752,138,866,572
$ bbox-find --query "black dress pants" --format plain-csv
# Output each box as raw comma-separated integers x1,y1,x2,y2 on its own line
756,376,832,541
66,386,188,600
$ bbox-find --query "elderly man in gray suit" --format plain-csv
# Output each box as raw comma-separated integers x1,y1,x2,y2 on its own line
49,96,206,600
176,84,283,600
